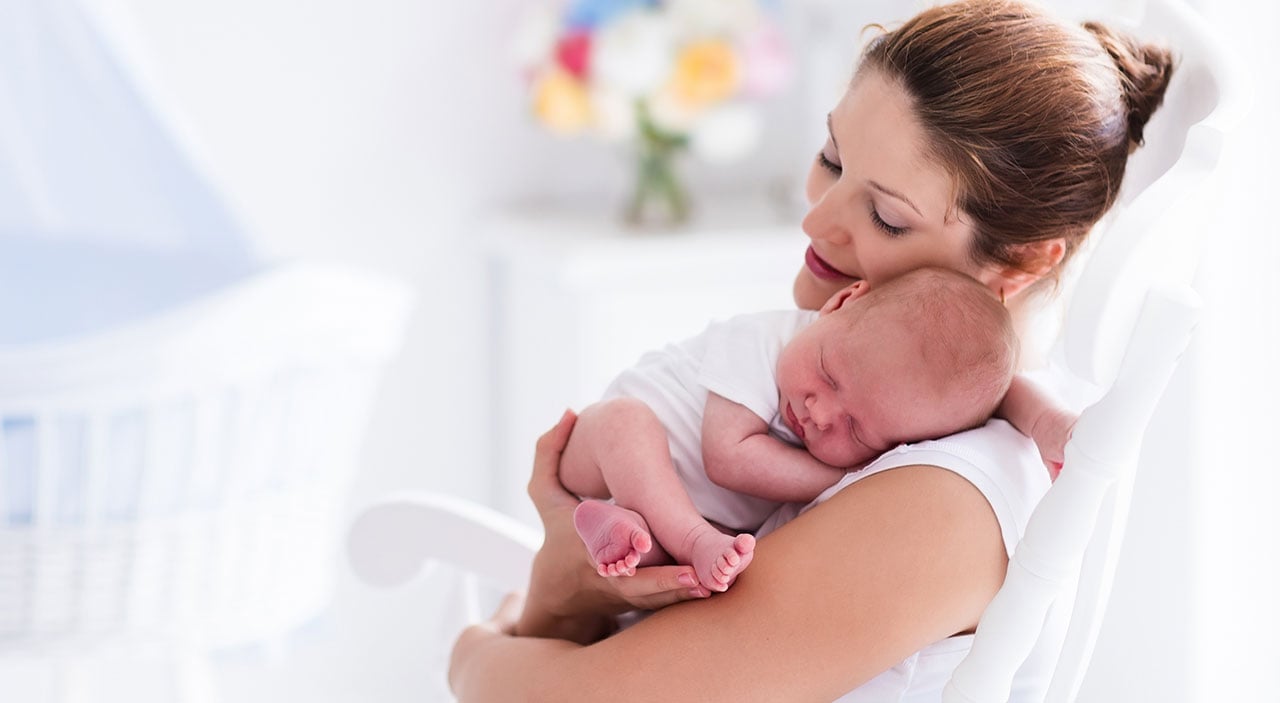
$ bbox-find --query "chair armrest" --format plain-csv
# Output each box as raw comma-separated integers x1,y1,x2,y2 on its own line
347,492,542,591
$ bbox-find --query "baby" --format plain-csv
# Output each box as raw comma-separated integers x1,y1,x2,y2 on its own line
559,267,1028,592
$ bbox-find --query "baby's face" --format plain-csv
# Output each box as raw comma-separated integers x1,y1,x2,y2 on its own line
776,312,964,468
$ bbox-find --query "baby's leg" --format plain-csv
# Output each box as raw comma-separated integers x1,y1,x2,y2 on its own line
564,397,755,591
560,400,657,576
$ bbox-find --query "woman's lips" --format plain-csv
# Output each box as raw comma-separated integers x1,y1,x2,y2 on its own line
785,402,806,440
805,246,857,282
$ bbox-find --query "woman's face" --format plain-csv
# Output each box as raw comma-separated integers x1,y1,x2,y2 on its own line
794,70,995,310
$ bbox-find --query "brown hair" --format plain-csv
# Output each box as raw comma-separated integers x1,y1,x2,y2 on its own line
858,0,1175,281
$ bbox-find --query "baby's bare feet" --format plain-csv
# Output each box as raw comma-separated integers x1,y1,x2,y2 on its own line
685,525,755,592
573,500,653,577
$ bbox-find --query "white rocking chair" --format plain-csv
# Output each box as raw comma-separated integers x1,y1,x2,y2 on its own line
346,0,1249,699
943,0,1250,699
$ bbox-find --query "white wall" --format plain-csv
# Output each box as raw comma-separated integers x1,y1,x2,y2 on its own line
1186,1,1280,699
73,0,1278,700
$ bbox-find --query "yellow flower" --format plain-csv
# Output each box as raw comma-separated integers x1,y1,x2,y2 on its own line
531,69,592,135
667,40,740,111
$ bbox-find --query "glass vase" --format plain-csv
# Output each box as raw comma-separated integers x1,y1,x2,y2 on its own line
624,103,690,227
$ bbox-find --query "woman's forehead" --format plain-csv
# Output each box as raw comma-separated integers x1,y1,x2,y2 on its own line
831,71,956,221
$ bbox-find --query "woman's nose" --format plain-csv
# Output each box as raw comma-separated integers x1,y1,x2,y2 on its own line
801,191,851,247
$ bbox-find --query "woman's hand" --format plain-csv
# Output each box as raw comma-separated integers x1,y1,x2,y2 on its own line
516,410,710,644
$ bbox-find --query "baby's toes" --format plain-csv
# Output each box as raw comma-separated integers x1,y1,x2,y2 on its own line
722,548,741,569
604,561,629,577
711,556,737,584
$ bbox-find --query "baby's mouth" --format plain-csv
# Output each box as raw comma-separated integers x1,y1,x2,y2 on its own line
785,402,806,440
805,246,859,282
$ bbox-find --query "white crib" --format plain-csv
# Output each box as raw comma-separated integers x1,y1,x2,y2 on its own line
0,259,410,699
0,0,415,696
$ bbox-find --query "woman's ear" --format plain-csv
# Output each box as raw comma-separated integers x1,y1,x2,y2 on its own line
819,280,869,316
985,238,1066,300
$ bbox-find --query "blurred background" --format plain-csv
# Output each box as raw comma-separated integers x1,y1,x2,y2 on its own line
0,0,1275,700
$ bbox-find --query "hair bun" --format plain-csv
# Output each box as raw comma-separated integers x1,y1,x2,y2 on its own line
1083,21,1175,148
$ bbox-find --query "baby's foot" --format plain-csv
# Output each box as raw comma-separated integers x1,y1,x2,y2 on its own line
573,501,653,577
685,526,755,592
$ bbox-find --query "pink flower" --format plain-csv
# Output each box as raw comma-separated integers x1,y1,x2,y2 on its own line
555,30,593,80
739,25,791,99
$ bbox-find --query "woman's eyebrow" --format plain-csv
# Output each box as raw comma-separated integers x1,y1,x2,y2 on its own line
827,109,925,218
868,180,924,218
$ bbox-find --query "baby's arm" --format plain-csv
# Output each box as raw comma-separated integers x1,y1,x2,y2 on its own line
998,374,1077,479
701,392,847,502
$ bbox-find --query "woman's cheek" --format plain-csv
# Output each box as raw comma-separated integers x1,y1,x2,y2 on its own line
793,267,843,311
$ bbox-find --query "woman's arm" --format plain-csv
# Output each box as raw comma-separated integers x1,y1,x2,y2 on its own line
452,463,1008,701
702,392,847,502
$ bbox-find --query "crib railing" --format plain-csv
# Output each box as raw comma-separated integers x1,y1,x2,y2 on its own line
0,263,410,665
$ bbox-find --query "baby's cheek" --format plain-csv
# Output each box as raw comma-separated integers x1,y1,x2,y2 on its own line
845,441,875,467
819,439,857,468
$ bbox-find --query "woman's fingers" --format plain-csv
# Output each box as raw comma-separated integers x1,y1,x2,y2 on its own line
528,409,580,515
613,565,711,609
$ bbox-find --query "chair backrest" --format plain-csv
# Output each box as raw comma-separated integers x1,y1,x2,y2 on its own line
943,1,1250,700
1060,0,1250,391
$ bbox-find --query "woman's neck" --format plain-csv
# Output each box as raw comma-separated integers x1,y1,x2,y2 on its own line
1008,293,1061,371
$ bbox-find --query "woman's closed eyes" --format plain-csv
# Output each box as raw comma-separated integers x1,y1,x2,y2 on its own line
816,151,910,238
869,204,908,237
817,150,842,176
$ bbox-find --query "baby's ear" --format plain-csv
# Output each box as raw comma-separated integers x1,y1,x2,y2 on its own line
819,280,869,316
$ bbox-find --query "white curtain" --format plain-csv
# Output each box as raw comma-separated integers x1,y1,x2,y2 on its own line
0,0,257,344
0,0,251,260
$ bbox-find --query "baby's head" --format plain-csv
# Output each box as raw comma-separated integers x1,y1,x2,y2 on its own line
777,267,1018,468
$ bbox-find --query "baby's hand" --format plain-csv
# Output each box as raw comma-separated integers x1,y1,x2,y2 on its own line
1031,409,1077,481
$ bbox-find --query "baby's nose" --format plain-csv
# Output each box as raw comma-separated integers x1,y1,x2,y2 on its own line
805,396,833,431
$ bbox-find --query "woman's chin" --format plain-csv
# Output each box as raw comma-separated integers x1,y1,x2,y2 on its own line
794,268,849,310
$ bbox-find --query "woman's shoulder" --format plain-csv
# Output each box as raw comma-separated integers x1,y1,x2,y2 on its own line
757,420,1050,555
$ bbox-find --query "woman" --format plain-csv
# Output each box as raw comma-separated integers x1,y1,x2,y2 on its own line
451,0,1174,699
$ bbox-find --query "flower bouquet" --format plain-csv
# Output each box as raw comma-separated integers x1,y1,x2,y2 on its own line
515,0,791,225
